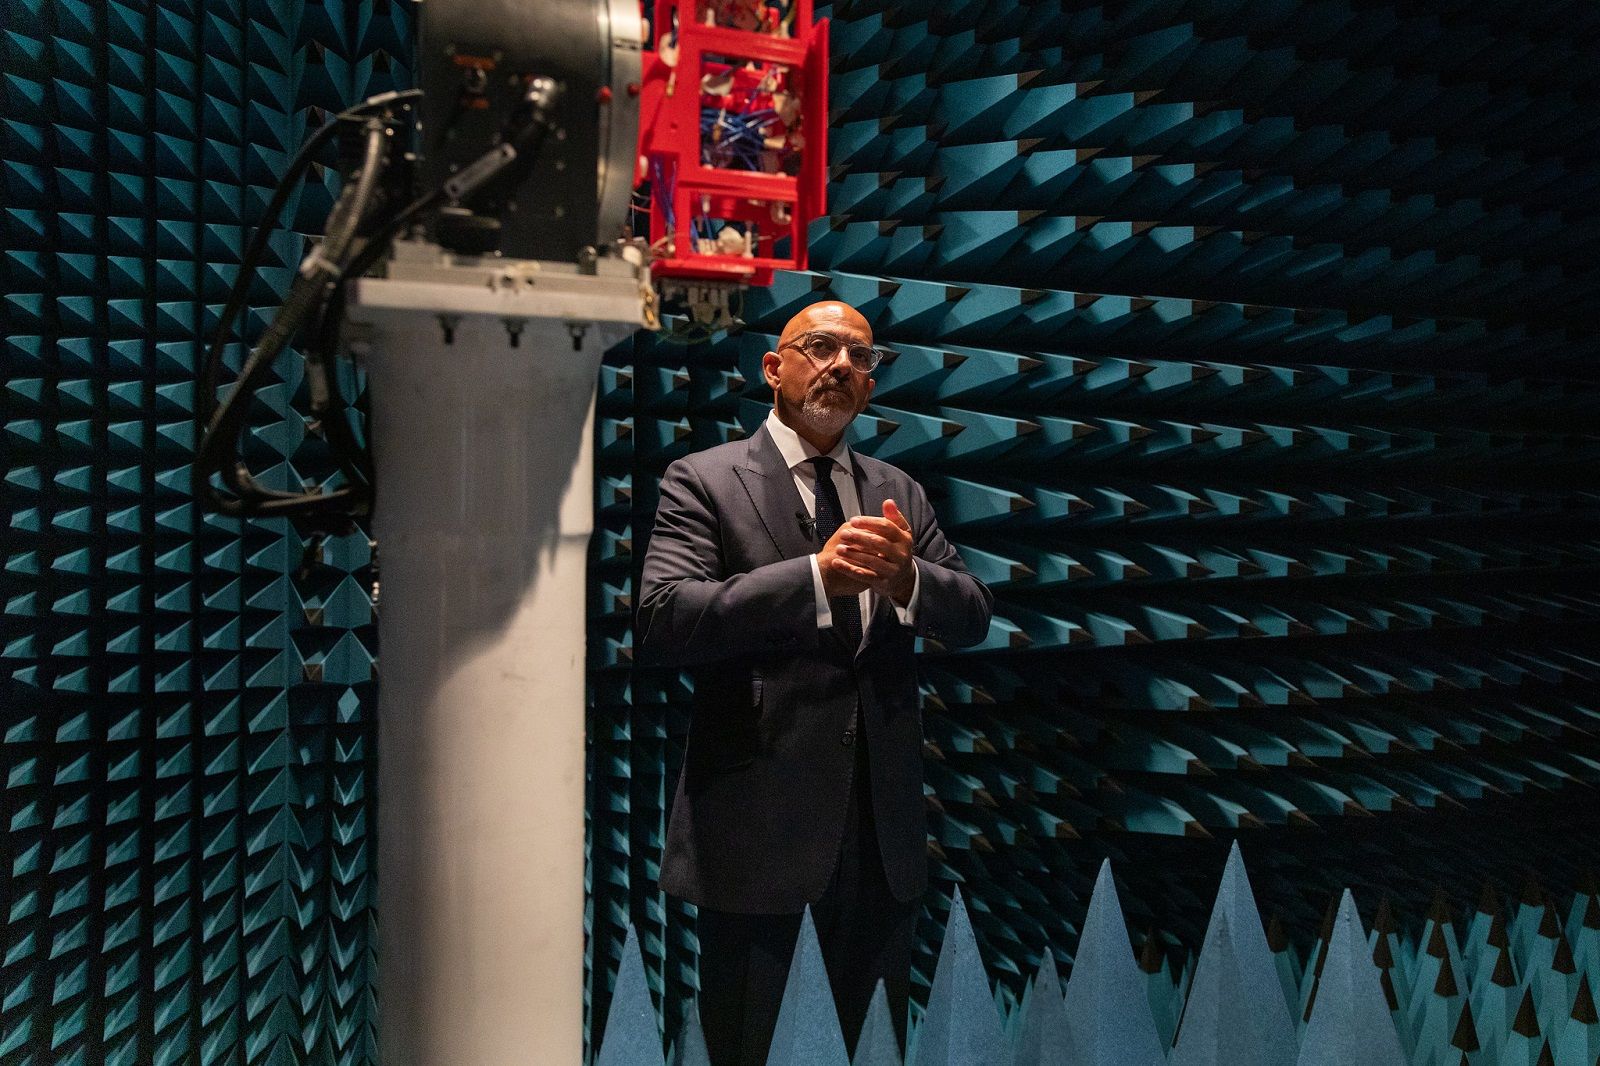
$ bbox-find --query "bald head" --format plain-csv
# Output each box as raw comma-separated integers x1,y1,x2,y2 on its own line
778,300,873,350
764,299,876,453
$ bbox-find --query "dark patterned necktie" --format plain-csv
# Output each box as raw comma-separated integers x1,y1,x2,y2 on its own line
808,456,863,649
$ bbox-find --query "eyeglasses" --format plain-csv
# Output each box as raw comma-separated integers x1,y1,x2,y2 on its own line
780,330,893,374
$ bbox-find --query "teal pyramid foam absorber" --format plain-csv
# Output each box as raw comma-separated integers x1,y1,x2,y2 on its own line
595,924,667,1066
585,0,1600,1052
912,887,1005,1066
1295,891,1406,1066
1007,948,1071,1066
851,982,903,1066
766,907,850,1066
1062,860,1167,1066
1,1,407,1060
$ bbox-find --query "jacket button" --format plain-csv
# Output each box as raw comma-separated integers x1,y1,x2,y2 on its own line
842,731,855,746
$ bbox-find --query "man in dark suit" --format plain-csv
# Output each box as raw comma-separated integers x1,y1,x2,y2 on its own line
637,300,993,1064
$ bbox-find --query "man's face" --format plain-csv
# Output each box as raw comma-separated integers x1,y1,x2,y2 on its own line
763,302,876,440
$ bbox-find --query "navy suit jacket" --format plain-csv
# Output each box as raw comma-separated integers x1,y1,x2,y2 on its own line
637,420,993,913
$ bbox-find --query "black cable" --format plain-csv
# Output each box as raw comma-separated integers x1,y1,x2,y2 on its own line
312,117,387,276
194,80,563,526
194,100,422,522
324,90,562,296
232,120,388,515
197,271,331,510
301,119,388,495
285,90,567,522
197,126,336,426
196,115,393,517
197,90,420,428
304,279,374,493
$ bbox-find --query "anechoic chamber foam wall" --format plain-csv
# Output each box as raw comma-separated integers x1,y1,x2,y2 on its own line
4,0,1600,1061
1,1,410,1061
585,0,1600,1048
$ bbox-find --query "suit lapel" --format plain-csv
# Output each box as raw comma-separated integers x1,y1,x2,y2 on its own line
734,423,818,562
853,457,898,657
738,424,902,657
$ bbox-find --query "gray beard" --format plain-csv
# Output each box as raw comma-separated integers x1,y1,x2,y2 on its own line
799,392,855,438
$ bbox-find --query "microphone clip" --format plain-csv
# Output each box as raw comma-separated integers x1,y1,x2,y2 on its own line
796,511,818,541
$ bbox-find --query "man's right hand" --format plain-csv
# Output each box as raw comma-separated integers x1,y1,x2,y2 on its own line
817,522,873,599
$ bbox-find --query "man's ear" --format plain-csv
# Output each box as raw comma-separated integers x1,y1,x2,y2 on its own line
762,351,781,390
864,376,876,407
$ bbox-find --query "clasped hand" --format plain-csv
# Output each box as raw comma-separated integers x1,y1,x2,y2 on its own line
818,499,915,605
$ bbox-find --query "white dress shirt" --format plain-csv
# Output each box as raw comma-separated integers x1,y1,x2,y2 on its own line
764,409,921,645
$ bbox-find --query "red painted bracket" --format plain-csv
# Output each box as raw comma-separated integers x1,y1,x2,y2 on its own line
636,0,828,286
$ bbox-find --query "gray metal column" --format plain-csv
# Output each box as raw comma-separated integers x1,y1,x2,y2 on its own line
353,264,643,1064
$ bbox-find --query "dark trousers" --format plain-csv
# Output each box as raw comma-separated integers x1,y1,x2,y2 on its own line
695,731,920,1066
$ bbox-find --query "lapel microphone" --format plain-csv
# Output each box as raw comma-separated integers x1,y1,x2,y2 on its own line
796,511,818,540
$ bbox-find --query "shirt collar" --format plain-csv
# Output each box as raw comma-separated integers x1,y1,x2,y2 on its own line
765,407,854,477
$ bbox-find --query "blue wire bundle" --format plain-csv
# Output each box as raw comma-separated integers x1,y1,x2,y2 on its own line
701,105,781,170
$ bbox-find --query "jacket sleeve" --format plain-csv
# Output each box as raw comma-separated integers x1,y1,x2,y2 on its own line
636,457,822,667
899,477,994,648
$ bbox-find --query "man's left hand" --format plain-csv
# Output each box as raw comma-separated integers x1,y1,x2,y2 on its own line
839,499,916,605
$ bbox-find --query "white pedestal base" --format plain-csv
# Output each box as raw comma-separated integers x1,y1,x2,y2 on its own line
351,267,643,1065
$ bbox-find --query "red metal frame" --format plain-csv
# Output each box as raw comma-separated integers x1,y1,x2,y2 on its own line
636,0,828,286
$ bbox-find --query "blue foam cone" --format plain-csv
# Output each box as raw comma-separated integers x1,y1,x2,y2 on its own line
853,980,904,1066
596,924,666,1066
1185,842,1297,1064
1172,906,1255,1066
1063,859,1168,1066
913,887,1006,1066
671,1003,713,1066
1296,892,1407,1066
1009,950,1074,1066
766,906,849,1066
